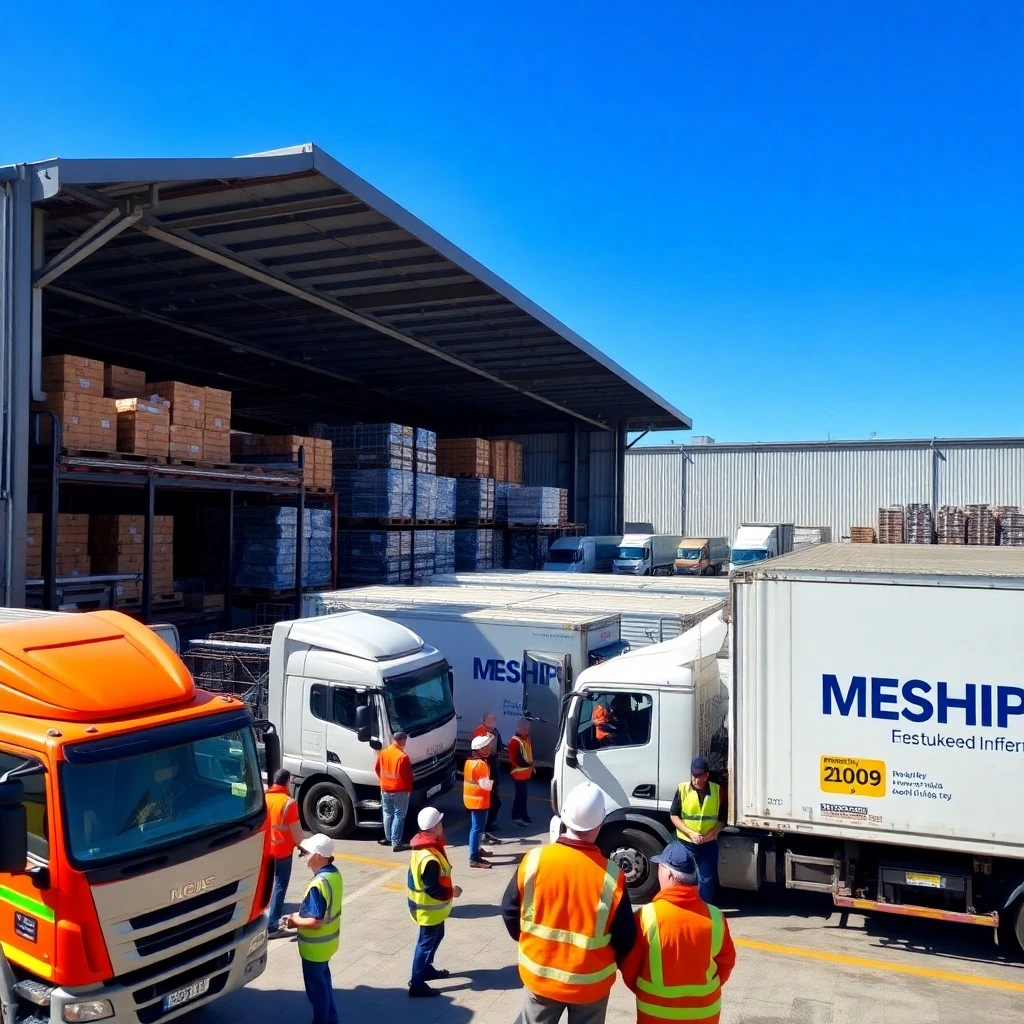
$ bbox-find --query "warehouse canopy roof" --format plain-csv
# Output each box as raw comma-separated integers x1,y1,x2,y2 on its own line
15,144,690,434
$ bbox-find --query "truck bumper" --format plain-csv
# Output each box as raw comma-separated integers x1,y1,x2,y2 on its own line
48,915,268,1024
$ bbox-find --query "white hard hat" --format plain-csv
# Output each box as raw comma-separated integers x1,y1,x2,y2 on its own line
299,833,334,858
561,783,608,833
471,734,491,751
418,806,444,830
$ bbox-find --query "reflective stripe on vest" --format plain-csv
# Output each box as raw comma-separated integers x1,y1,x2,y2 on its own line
266,791,295,857
463,757,490,810
297,868,343,962
407,848,454,926
509,736,533,781
676,783,720,837
635,901,724,1021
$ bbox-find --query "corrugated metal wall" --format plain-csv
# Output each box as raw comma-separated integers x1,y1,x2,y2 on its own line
626,440,1024,542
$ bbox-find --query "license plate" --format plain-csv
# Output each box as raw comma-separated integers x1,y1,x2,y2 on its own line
163,978,210,1011
427,783,442,798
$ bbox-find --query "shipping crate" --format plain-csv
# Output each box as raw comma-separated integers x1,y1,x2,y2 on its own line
57,513,90,577
91,515,174,603
204,387,232,431
115,398,170,459
489,441,509,483
506,441,523,485
104,364,146,398
44,393,118,453
151,381,205,428
437,438,490,478
26,512,43,579
203,430,231,464
42,355,103,395
169,425,203,461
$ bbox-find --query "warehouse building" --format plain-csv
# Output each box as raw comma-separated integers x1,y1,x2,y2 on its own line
626,436,1024,540
0,144,689,614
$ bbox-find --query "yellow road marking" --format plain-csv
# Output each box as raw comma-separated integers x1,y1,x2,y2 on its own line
333,852,403,869
382,881,406,891
734,938,1024,993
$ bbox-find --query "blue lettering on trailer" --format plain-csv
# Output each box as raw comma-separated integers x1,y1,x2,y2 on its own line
472,658,558,685
822,674,1024,729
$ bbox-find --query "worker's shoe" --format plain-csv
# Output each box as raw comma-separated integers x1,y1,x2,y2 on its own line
393,843,411,853
377,838,390,846
512,818,528,827
408,984,441,998
469,859,492,869
423,967,450,980
478,848,493,857
482,832,503,844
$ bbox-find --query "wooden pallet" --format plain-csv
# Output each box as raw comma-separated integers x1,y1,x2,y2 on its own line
338,517,414,528
64,448,159,464
115,592,185,610
305,486,334,495
455,519,495,527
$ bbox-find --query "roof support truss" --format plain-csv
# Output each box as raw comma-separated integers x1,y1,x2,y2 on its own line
34,203,142,288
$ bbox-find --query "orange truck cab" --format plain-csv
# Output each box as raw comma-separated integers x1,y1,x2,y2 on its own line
0,609,278,1024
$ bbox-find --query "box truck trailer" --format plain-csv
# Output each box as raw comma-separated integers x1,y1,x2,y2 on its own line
550,544,1024,951
613,534,682,576
542,535,622,573
729,522,794,572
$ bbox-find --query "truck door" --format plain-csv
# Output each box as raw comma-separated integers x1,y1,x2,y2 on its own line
521,651,571,767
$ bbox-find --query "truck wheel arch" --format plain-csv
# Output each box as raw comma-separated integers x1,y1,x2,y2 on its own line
602,808,674,846
297,772,357,839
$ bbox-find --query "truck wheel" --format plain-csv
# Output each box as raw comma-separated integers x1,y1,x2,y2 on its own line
302,780,355,839
998,897,1024,958
600,828,662,904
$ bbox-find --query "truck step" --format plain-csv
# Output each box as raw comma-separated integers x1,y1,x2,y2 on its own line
13,980,53,1007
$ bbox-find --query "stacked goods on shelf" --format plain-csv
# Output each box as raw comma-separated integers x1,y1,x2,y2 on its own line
415,474,437,520
151,381,204,462
324,423,415,471
414,531,436,580
849,526,877,544
115,397,170,458
42,356,118,453
234,508,332,589
436,477,456,522
493,528,506,569
455,529,494,571
966,504,997,546
230,434,332,488
104,364,146,399
996,506,1024,546
338,530,412,584
877,506,905,544
508,486,563,526
494,482,510,524
509,530,552,570
559,489,569,525
415,429,437,475
489,441,508,483
25,513,42,578
89,514,175,605
936,505,967,545
336,469,414,520
437,438,489,478
57,514,91,577
42,354,103,395
455,478,495,521
507,441,523,484
435,530,456,574
905,503,934,544
203,387,232,464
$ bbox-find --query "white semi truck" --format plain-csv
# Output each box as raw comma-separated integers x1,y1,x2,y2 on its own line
551,544,1024,951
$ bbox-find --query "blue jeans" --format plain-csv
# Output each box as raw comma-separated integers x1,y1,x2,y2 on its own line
410,921,445,986
268,854,293,929
301,958,339,1024
468,808,488,860
382,790,410,848
681,839,719,904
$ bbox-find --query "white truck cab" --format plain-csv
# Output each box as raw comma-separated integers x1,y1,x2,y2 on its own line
550,614,729,901
267,611,458,837
613,534,680,576
543,535,622,573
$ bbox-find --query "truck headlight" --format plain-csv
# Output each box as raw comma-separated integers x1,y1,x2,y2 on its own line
62,1000,114,1022
247,929,268,957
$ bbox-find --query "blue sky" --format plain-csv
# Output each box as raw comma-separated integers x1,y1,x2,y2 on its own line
2,2,1021,443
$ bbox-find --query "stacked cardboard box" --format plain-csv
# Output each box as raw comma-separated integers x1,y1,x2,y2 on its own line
42,355,103,395
44,392,118,452
203,387,232,463
104,364,146,399
849,526,877,544
58,514,91,577
26,513,43,578
230,434,332,488
151,381,204,428
322,423,415,472
489,441,508,483
90,515,174,604
115,397,170,458
437,438,490,478
169,426,203,462
507,442,523,484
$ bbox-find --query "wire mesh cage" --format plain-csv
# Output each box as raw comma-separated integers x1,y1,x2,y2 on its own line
183,625,274,717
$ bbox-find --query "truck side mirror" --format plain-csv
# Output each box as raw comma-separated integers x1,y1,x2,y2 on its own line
355,705,373,744
0,780,28,874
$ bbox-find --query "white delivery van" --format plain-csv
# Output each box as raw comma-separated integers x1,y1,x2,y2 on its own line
613,534,681,576
543,535,622,573
729,522,794,572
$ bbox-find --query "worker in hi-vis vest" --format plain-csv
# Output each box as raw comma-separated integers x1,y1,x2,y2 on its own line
669,756,725,904
265,768,306,937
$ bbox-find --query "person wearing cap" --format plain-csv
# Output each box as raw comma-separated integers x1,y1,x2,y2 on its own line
375,731,414,853
406,806,464,999
471,711,504,843
464,734,495,868
501,782,636,1024
508,718,534,827
621,842,736,1024
282,834,343,1024
670,757,725,904
265,768,307,938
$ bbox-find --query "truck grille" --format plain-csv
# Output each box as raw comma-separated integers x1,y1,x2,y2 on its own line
413,749,455,780
135,906,236,958
130,881,239,931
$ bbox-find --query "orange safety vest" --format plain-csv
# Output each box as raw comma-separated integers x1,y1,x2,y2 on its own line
508,734,534,781
376,743,412,792
265,788,298,859
463,756,491,811
516,841,625,1004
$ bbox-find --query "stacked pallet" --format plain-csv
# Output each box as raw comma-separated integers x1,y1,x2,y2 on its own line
558,489,569,525
494,482,512,524
104,364,146,399
435,530,456,574
437,438,490,478
436,477,456,522
877,506,905,544
415,475,437,520
455,478,495,521
203,387,232,463
230,434,332,488
905,504,934,544
507,442,523,485
996,506,1024,546
43,356,118,453
90,514,175,605
966,505,997,546
324,423,415,472
234,508,332,589
455,528,494,571
116,397,170,458
57,514,91,577
509,530,553,570
335,469,414,520
151,381,205,463
849,526,877,544
414,531,436,580
936,505,967,545
489,441,508,484
509,486,563,526
493,528,506,570
415,429,437,475
25,513,43,578
338,529,412,583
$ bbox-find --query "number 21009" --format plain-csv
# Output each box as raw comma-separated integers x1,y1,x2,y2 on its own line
819,755,886,797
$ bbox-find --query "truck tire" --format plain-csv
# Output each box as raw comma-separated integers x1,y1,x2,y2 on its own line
600,827,662,905
302,779,356,839
998,896,1024,958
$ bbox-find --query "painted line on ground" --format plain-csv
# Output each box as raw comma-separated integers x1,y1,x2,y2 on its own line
333,851,404,870
343,870,398,905
734,938,1024,993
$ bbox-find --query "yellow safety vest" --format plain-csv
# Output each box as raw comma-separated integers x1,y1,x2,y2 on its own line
676,782,720,838
297,866,343,962
407,848,454,926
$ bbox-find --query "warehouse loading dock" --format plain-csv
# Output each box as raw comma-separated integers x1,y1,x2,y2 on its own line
1,144,689,620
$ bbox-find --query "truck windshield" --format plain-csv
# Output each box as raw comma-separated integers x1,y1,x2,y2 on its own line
677,548,702,560
547,548,579,564
60,712,263,867
731,548,768,566
618,547,645,559
383,661,456,737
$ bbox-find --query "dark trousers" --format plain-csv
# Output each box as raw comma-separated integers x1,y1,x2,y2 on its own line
485,783,501,831
268,854,293,928
301,958,339,1024
410,921,445,986
681,839,719,904
512,779,530,821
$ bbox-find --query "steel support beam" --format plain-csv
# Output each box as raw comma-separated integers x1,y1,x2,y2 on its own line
143,478,155,623
34,205,142,289
294,447,305,619
225,489,234,624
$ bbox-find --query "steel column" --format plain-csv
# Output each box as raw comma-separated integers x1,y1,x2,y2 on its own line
225,489,234,625
294,447,305,618
142,478,155,622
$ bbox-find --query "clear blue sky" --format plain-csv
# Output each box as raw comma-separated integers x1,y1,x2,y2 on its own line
2,2,1021,443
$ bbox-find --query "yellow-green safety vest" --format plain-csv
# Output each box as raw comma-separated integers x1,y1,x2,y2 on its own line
407,848,454,926
297,866,343,962
676,782,721,838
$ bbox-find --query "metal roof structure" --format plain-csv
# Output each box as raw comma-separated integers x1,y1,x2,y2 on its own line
11,143,690,434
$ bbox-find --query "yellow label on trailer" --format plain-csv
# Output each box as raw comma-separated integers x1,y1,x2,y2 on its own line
820,755,886,798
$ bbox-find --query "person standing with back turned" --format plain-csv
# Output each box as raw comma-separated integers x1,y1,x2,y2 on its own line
502,783,636,1024
472,711,504,843
508,718,534,826
669,756,724,904
464,733,495,868
375,731,413,853
265,768,306,938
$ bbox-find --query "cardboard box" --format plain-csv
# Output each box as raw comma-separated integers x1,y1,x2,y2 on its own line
115,398,170,458
202,430,231,464
151,382,205,428
104,364,146,398
489,441,508,483
437,438,490,478
91,515,174,603
42,355,103,395
230,433,263,458
507,441,523,485
26,512,43,579
57,513,90,576
169,425,203,461
184,592,226,612
44,393,118,453
204,387,232,431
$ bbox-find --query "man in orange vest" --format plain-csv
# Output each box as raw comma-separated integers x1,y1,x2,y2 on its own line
375,731,414,853
266,768,306,938
501,783,637,1024
471,711,504,843
463,733,495,869
621,842,736,1024
508,718,534,827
